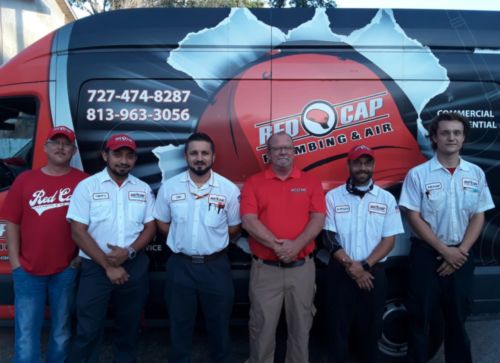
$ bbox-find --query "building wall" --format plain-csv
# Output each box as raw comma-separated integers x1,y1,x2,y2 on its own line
0,0,74,64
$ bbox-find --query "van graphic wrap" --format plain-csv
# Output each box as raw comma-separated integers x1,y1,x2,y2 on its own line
63,7,499,266
2,7,499,330
197,52,426,189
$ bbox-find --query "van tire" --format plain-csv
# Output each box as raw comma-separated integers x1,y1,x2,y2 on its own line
379,264,444,362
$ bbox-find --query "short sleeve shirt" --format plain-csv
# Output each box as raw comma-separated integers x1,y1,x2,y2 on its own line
0,168,88,275
399,156,495,245
153,171,240,255
324,184,404,261
240,167,326,260
66,168,155,259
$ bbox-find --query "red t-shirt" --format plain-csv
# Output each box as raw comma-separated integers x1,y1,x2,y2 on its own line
0,168,88,275
240,167,326,260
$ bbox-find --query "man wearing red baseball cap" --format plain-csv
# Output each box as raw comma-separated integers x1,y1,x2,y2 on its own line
67,133,156,362
1,125,87,362
323,144,404,363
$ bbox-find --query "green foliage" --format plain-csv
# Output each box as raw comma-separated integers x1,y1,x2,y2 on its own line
270,0,336,7
69,0,266,13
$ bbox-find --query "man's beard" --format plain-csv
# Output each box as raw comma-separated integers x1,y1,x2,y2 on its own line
189,163,211,176
351,172,372,186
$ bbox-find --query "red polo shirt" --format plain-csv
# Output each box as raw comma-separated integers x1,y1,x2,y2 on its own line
240,166,326,260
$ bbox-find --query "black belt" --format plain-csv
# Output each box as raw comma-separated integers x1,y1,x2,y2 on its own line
411,237,460,249
252,253,313,268
175,248,227,264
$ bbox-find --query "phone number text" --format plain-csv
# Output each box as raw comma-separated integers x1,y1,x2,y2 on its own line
86,108,190,122
87,89,191,103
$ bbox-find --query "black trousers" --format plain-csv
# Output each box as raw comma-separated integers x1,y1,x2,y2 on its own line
326,260,387,363
70,253,149,363
407,239,474,363
165,253,234,363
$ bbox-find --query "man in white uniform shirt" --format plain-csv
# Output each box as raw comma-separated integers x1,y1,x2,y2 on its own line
154,132,241,363
67,134,156,363
323,145,404,363
400,112,494,363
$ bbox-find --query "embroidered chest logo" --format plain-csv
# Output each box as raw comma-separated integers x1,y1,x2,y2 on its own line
368,202,387,215
129,191,146,202
208,194,226,213
208,194,226,204
29,188,72,216
462,178,479,191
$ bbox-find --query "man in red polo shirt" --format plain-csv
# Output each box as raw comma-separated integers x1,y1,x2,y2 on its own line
240,131,326,363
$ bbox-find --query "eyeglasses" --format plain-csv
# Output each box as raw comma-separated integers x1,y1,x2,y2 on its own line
269,146,295,153
46,140,74,148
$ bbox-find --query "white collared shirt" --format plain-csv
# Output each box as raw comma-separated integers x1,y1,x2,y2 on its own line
153,170,241,255
399,156,495,245
324,184,404,261
67,168,155,259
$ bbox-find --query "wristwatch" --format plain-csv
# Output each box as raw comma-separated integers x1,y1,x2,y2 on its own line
361,260,371,271
127,246,137,260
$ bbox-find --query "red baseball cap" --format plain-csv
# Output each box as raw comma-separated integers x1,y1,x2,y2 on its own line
106,134,137,151
347,145,374,161
47,126,76,142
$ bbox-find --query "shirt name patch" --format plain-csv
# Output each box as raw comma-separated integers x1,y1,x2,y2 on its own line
368,202,387,215
208,194,226,205
129,191,146,202
462,178,479,190
335,205,350,213
171,193,186,202
92,192,109,200
290,187,307,193
425,182,442,191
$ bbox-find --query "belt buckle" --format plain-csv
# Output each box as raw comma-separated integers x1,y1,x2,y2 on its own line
191,255,205,264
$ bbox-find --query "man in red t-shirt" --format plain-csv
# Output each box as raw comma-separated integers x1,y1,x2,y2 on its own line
240,131,326,363
1,126,87,363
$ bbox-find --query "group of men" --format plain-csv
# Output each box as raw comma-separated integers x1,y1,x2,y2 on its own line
2,111,494,363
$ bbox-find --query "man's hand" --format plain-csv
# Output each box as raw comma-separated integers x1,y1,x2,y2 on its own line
105,266,129,285
106,243,128,267
346,260,365,280
355,271,374,291
440,246,468,270
437,260,456,277
274,239,300,263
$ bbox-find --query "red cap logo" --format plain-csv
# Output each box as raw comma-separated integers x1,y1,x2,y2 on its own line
106,134,137,151
47,126,76,142
197,53,426,189
348,145,374,161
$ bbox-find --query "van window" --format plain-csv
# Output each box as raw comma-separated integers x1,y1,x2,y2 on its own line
0,97,37,190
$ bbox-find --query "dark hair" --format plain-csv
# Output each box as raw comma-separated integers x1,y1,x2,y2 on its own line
185,132,215,154
428,112,469,150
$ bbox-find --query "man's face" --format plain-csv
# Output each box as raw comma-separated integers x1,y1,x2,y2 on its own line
185,140,214,177
102,148,137,178
348,156,374,186
44,135,76,166
267,133,295,170
432,119,465,156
